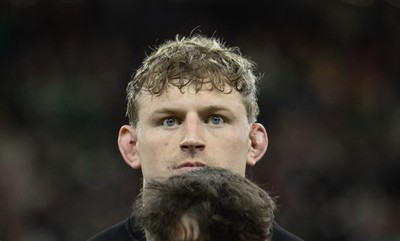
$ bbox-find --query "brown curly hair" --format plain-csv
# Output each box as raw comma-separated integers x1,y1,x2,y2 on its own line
134,167,276,241
126,35,260,126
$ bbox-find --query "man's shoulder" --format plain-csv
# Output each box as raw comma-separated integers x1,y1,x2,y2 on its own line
86,217,143,241
272,222,304,241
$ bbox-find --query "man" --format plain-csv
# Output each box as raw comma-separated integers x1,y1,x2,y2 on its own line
134,167,276,241
87,35,303,241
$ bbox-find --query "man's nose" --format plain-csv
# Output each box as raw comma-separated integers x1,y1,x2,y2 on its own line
180,117,205,152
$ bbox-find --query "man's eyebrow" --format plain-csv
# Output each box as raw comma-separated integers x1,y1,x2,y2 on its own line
198,105,233,115
151,105,232,115
202,105,229,111
151,107,184,115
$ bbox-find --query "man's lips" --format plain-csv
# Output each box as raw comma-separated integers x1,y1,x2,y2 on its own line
174,162,207,170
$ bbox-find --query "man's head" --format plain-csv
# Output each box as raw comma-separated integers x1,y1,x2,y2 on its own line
134,167,276,241
126,35,260,127
118,35,268,182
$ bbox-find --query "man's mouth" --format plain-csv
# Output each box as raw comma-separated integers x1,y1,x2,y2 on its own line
174,162,206,171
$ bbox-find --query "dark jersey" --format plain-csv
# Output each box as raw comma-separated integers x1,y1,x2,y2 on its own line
87,216,304,241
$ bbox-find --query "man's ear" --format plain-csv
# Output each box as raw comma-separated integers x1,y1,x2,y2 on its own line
247,123,268,166
118,125,141,169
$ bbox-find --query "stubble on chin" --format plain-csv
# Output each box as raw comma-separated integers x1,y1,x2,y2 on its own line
163,152,216,170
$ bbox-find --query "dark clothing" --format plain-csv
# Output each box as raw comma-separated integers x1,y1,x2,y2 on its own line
271,222,304,241
87,216,303,241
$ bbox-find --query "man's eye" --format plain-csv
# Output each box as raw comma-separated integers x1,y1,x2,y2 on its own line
162,117,177,127
208,115,224,125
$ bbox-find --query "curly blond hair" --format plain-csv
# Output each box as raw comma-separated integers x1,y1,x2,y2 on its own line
126,35,260,126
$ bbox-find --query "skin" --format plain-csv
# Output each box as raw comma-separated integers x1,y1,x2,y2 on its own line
173,214,200,241
118,84,269,185
145,214,200,241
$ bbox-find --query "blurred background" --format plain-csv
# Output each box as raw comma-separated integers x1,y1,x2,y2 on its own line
1,0,399,240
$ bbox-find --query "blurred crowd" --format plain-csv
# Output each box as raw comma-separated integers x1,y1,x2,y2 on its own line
1,0,399,240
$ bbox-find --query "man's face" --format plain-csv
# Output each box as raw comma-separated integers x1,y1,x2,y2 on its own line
135,85,252,182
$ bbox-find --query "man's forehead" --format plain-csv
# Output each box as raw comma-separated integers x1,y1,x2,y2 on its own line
138,85,241,102
176,214,200,241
